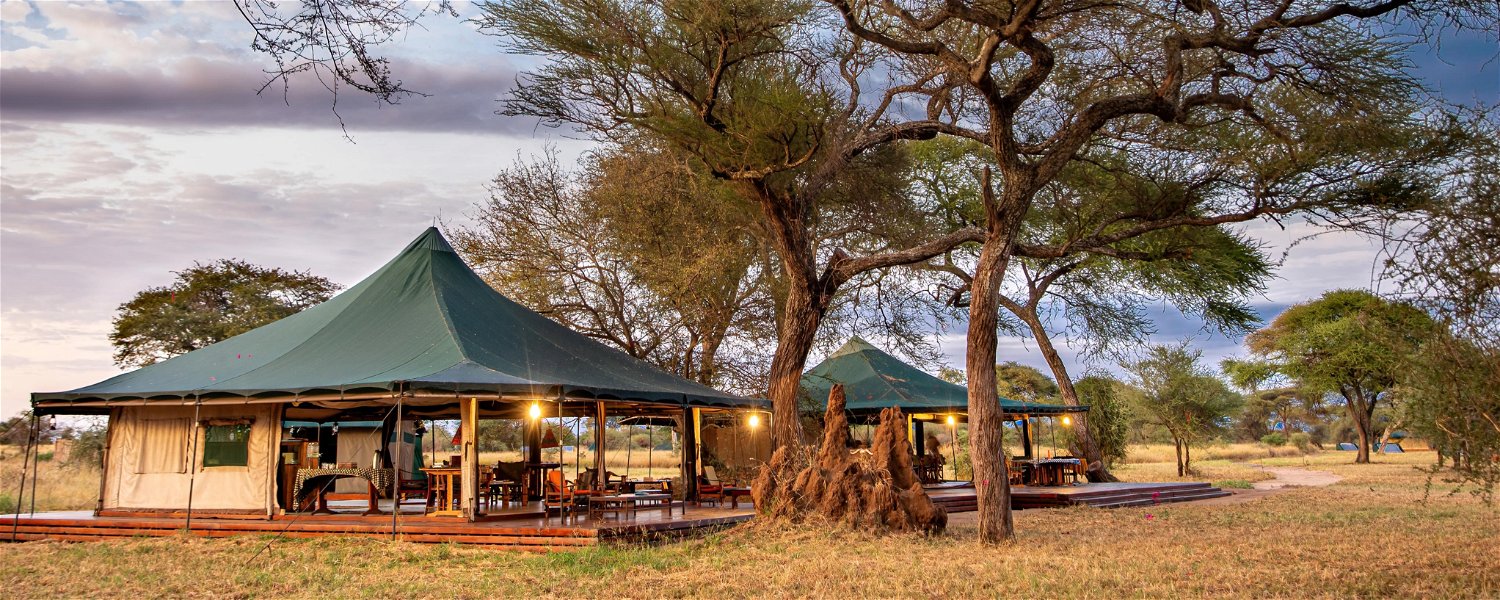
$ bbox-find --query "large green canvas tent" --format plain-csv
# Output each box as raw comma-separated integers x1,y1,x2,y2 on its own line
33,227,759,415
801,337,1083,417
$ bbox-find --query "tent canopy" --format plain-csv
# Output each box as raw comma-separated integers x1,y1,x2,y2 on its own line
801,337,1085,416
35,228,760,413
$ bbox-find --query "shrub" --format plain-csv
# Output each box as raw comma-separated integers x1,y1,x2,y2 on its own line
36,452,54,462
1261,432,1287,447
1289,432,1313,453
1216,479,1255,489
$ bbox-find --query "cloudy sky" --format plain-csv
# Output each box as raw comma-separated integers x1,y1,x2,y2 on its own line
1,2,1494,419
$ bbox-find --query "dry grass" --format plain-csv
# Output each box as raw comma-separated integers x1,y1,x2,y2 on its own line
4,452,1496,598
0,444,100,513
1121,442,1308,464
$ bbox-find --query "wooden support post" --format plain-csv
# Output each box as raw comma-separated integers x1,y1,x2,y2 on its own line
681,406,699,504
914,420,926,456
593,401,607,488
1022,417,1034,460
526,406,543,499
459,397,479,521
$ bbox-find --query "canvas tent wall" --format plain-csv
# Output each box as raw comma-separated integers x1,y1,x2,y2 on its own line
101,405,278,513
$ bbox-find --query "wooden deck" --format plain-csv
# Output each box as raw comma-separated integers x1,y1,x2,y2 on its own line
2,499,755,551
3,483,1230,550
926,481,1231,512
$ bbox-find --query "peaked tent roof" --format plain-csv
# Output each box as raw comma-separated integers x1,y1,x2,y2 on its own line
800,337,1083,416
34,228,757,412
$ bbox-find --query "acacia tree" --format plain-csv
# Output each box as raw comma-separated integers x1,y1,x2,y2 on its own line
110,259,340,367
820,0,1491,542
1124,343,1243,476
475,0,993,451
1244,290,1436,463
920,147,1274,481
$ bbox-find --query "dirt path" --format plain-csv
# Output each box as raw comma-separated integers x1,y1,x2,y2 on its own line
1191,464,1343,506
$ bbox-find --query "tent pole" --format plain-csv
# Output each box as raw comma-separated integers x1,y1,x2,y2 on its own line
29,417,43,516
10,412,37,541
392,391,402,539
593,402,606,491
648,424,653,479
95,409,115,514
185,397,202,533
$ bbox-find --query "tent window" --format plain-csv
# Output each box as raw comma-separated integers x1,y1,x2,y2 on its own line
203,424,251,467
136,418,189,474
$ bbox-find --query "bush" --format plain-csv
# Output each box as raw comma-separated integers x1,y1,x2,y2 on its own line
1260,432,1287,447
1216,479,1255,489
36,452,54,462
1289,432,1313,453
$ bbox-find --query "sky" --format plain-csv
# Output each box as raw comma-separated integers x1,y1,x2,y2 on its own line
1,1,1495,420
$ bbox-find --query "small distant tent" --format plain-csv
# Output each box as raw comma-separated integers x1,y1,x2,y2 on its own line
1336,442,1359,451
801,337,1083,419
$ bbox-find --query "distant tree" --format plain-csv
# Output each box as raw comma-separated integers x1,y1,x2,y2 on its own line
995,362,1059,403
110,260,339,367
1124,343,1243,476
1245,290,1436,463
1222,358,1334,443
1073,374,1132,469
0,412,34,446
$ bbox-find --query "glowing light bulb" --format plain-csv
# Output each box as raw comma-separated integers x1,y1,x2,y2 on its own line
748,414,761,428
946,415,957,426
528,402,542,420
1061,416,1072,426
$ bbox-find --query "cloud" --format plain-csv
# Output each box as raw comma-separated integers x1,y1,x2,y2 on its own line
0,1,534,134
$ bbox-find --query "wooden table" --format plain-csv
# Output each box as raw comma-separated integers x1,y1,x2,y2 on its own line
586,493,676,520
620,479,671,494
1019,459,1080,486
422,467,463,517
291,468,391,515
723,486,752,508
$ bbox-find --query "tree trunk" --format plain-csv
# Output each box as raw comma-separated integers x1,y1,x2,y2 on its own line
766,283,821,450
966,170,1030,545
1184,440,1192,476
1017,307,1119,482
1174,437,1184,477
966,241,1013,544
1347,387,1373,464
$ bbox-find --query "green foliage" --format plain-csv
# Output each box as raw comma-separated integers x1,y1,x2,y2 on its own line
1245,289,1436,461
1399,331,1500,504
1289,432,1314,453
1123,342,1244,476
1074,374,1132,468
995,362,1059,403
109,259,339,367
1260,433,1287,447
1216,479,1255,490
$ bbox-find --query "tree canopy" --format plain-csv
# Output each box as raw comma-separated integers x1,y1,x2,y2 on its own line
110,259,340,368
1244,289,1436,462
1123,343,1243,476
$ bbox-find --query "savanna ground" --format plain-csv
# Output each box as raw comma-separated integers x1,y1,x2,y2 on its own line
3,446,1496,598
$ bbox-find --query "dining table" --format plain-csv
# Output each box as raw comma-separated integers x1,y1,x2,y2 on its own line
422,466,463,517
1017,458,1081,486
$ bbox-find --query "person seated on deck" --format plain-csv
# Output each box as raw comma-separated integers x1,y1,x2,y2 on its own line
925,433,946,465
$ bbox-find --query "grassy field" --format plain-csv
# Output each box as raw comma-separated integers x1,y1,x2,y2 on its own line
4,449,1495,598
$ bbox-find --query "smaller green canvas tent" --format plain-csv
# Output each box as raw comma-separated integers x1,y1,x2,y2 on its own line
801,337,1084,418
